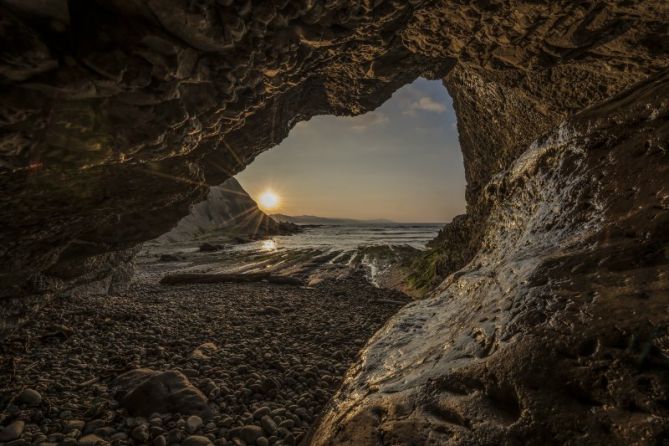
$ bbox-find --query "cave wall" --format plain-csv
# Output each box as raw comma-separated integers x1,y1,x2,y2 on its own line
310,68,669,446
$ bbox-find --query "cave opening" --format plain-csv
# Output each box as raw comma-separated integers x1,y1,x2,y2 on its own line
145,77,467,293
236,77,466,225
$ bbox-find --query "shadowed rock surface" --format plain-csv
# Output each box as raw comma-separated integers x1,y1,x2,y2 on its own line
1,0,668,444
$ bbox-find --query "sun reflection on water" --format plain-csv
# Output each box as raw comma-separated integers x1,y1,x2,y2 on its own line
262,239,277,251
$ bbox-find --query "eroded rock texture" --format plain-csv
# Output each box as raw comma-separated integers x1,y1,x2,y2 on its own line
1,0,668,442
311,71,669,446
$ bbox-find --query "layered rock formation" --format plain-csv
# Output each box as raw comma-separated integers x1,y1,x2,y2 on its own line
158,177,294,242
1,0,668,442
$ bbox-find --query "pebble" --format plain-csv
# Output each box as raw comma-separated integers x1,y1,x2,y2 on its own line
186,415,203,434
64,420,86,432
48,433,64,442
153,434,167,446
260,416,277,436
252,407,271,420
18,388,42,406
283,433,296,446
65,430,80,439
294,408,310,421
200,379,218,396
83,420,106,434
94,427,116,437
256,437,269,446
131,424,150,442
165,428,183,444
182,435,213,446
239,425,263,444
77,434,106,446
109,432,128,442
0,420,25,442
219,417,234,428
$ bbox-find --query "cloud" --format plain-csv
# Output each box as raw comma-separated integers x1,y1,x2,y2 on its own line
404,96,447,115
344,111,388,132
416,97,447,113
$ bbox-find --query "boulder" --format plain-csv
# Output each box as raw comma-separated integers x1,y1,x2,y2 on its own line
113,369,212,418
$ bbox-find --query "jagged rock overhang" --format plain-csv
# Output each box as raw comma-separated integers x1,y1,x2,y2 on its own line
0,1,667,325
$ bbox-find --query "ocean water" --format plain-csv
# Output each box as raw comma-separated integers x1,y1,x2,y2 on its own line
231,223,444,252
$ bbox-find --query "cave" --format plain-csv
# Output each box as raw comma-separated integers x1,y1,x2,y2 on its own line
1,1,668,445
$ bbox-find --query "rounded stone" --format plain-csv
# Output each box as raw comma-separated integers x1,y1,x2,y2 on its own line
109,432,128,442
153,434,167,446
252,407,270,420
18,389,42,406
182,435,213,446
239,425,263,444
131,424,149,442
64,420,86,432
186,415,203,434
77,434,107,446
259,416,277,436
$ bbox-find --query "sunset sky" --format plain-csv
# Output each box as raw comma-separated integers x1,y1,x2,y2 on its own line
236,78,466,223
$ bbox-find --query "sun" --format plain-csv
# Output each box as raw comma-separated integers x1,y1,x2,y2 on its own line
258,189,280,210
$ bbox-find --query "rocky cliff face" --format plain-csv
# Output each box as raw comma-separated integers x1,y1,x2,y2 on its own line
158,177,289,242
1,0,668,442
311,70,669,446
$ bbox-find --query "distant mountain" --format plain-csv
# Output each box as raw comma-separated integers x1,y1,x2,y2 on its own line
158,178,298,242
271,214,395,225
